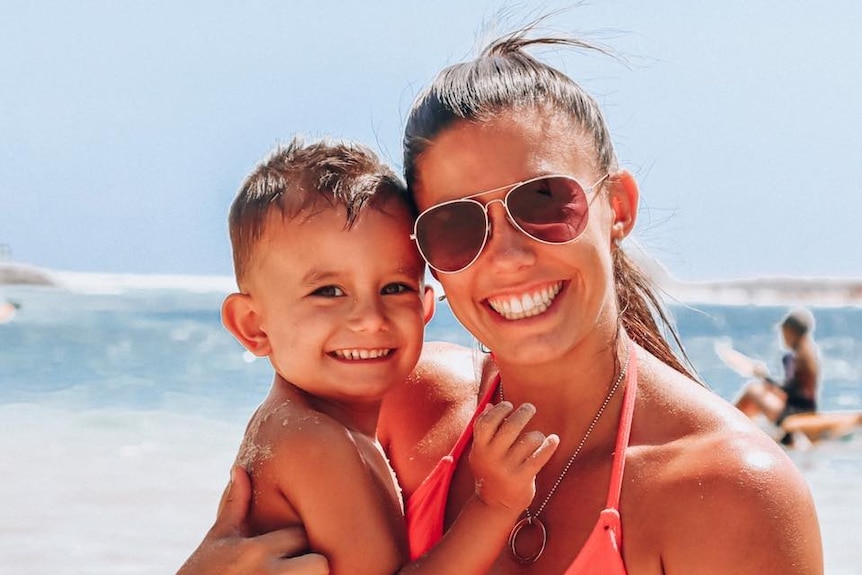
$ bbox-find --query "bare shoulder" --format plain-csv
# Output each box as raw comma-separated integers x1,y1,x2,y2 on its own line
625,352,822,574
404,340,481,398
245,396,359,470
238,394,369,534
242,393,408,572
379,341,481,496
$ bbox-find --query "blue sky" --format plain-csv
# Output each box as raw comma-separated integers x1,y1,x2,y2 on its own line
2,1,860,282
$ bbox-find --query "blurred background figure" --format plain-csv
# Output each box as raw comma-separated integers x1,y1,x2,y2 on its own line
734,308,820,445
0,297,20,324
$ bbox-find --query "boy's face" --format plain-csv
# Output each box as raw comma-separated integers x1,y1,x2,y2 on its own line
233,199,432,404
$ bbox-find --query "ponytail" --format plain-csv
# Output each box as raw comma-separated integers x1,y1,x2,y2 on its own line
614,248,699,381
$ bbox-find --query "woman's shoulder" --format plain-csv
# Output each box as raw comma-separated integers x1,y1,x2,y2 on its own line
630,350,812,513
624,352,821,573
378,341,481,496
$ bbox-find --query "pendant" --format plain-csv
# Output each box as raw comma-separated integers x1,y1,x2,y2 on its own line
508,515,548,564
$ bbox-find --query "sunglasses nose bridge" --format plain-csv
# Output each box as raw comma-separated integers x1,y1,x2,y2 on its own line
478,198,498,241
482,198,531,255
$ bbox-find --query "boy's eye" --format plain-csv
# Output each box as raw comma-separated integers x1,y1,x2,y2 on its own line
311,285,345,297
381,283,412,295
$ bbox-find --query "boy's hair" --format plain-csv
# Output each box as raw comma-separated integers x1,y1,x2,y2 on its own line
229,137,410,285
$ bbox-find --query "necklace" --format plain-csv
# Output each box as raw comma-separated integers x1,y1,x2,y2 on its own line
501,343,631,564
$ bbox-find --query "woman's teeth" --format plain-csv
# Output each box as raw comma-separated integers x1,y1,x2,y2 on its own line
487,282,562,320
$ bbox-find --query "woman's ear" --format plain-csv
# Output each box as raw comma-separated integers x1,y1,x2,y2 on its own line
608,169,639,243
422,285,436,324
221,292,271,357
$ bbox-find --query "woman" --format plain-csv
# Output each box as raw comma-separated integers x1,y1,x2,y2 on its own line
180,27,822,574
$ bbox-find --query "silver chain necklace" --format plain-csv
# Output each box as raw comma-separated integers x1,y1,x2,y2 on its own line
500,344,631,564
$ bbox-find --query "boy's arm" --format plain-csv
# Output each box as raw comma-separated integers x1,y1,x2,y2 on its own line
176,465,328,575
263,418,409,575
399,402,558,574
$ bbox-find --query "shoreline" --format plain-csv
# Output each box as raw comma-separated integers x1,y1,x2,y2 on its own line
3,261,862,307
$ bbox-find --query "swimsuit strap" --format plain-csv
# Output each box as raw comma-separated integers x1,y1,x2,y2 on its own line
605,340,638,509
457,347,636,509
449,374,500,462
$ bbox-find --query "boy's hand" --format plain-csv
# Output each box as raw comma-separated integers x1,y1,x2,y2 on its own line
469,402,559,513
177,466,329,575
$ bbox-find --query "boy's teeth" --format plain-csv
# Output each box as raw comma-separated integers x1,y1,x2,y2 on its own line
333,348,392,360
488,282,562,320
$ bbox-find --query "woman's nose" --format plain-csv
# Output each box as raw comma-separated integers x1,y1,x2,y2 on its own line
482,201,537,271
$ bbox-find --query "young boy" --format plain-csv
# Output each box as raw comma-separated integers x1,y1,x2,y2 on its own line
220,137,558,574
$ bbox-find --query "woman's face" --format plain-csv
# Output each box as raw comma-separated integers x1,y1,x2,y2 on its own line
412,108,627,365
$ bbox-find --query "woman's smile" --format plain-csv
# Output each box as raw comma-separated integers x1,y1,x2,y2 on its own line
485,281,563,321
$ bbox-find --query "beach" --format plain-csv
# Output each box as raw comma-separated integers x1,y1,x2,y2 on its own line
1,403,859,574
1,275,860,573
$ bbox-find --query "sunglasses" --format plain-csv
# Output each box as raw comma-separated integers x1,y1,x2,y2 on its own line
411,174,609,274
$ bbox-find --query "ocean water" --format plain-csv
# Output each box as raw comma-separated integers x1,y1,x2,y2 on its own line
1,278,860,573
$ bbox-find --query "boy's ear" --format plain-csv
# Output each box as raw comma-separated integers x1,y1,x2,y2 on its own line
422,285,436,325
608,169,639,242
221,292,271,356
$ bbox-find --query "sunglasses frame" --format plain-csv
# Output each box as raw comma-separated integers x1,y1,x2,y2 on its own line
411,173,610,274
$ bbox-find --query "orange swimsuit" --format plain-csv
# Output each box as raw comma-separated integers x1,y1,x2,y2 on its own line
406,344,638,574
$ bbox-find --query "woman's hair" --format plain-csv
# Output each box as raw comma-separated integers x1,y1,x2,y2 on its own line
403,25,696,380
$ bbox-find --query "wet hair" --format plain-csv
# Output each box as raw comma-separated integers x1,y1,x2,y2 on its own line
229,137,410,286
403,25,696,380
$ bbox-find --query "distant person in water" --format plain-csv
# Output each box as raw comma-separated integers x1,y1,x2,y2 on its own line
0,298,20,323
734,308,820,442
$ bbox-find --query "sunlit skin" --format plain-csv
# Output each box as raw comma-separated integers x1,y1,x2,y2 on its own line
179,110,823,575
219,199,434,566
394,107,823,574
228,200,431,435
217,195,561,575
412,108,621,380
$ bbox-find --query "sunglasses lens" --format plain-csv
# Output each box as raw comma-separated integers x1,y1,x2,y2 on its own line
508,177,588,243
415,201,487,273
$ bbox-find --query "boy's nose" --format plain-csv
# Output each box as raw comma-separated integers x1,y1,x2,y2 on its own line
348,296,389,332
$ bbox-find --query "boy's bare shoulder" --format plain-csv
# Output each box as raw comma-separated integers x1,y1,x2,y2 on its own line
239,394,358,473
238,394,372,534
239,390,409,569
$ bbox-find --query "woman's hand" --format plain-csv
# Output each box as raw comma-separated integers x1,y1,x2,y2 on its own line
176,466,329,575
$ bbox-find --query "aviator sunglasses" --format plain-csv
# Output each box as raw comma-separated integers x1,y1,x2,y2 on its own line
411,173,609,274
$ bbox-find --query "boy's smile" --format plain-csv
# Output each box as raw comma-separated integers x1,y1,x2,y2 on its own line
231,198,433,406
330,347,393,361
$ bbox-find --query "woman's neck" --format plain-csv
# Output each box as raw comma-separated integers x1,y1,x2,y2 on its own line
494,334,629,433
